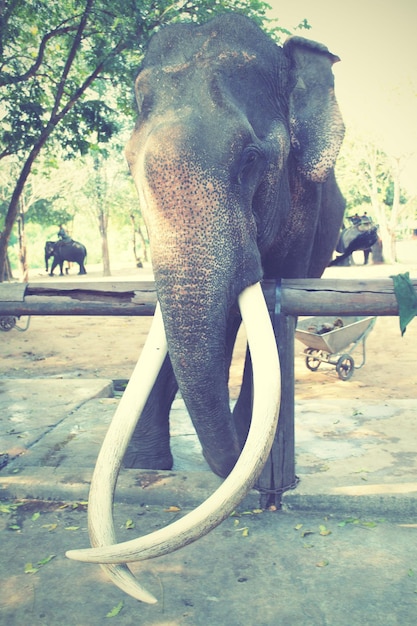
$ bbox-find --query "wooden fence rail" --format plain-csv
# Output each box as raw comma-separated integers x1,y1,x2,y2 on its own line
1,277,413,507
0,277,414,317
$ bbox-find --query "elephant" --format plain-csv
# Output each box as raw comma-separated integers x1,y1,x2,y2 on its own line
44,240,87,276
330,222,380,266
66,14,345,601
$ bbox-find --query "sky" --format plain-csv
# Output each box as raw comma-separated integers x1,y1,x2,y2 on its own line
267,0,417,193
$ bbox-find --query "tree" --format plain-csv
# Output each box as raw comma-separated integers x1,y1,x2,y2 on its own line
130,212,150,267
0,0,277,281
81,145,121,276
0,155,76,275
336,133,410,263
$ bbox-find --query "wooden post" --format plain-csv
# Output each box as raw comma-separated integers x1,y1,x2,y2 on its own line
271,313,297,507
257,282,297,508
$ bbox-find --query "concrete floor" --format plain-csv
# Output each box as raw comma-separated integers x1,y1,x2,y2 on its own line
1,379,416,625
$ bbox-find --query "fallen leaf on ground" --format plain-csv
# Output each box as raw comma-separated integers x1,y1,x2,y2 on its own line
106,601,124,617
0,502,21,514
37,554,55,566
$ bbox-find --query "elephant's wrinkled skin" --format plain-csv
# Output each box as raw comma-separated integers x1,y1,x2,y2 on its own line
124,14,345,477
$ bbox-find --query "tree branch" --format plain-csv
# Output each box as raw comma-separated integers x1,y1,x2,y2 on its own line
0,25,78,87
49,0,94,122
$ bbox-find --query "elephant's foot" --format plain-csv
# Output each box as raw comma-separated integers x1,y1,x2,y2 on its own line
123,445,173,471
202,446,240,478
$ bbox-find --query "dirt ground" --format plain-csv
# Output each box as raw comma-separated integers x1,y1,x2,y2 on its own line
1,263,417,626
1,262,417,403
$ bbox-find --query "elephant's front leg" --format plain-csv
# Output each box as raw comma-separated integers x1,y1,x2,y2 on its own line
224,312,253,450
123,355,178,470
49,258,58,276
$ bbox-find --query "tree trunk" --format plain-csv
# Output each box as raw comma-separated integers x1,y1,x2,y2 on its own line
99,211,111,277
364,153,393,264
0,140,44,281
130,214,142,267
130,213,149,267
389,156,402,263
17,205,29,283
137,223,149,263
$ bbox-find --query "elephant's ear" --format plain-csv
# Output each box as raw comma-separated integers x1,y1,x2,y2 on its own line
284,36,345,183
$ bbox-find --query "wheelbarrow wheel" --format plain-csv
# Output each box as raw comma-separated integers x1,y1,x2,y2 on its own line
336,354,354,380
305,348,321,371
0,316,17,332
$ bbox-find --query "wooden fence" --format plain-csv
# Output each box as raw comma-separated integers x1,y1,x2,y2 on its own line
0,278,411,317
1,277,414,507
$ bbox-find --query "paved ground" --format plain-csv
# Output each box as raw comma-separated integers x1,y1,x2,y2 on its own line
1,379,417,625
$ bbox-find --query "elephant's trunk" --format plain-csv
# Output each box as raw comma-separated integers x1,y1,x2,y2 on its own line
66,282,281,602
137,131,262,476
156,274,241,477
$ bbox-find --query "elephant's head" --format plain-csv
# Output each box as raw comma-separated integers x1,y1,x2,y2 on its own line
67,14,345,601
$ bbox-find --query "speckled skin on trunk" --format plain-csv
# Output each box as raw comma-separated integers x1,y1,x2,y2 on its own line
124,14,345,477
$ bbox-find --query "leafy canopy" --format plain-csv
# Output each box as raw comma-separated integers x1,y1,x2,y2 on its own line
0,0,279,161
0,0,291,278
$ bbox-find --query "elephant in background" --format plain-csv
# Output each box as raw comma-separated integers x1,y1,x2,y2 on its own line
45,240,87,276
67,14,345,598
330,218,381,266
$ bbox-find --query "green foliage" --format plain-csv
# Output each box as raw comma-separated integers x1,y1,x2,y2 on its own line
0,0,296,278
25,198,73,227
57,100,122,157
1,0,295,158
1,0,135,159
336,134,405,216
0,155,75,228
0,0,276,161
383,180,408,207
336,128,415,264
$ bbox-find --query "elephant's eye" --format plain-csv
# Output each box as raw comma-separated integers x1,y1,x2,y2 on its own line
237,145,265,184
137,93,154,119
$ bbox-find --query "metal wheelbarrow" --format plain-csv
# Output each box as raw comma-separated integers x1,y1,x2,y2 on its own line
295,316,376,381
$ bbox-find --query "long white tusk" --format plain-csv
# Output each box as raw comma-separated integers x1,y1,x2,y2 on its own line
66,302,168,603
66,282,281,602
